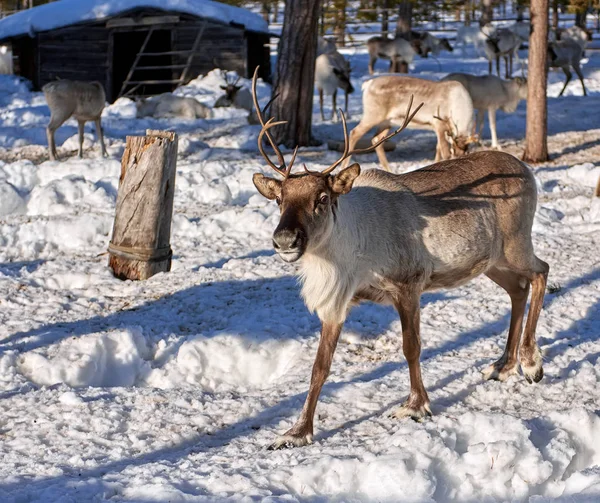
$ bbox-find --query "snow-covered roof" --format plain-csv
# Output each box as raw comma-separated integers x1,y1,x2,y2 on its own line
0,0,270,40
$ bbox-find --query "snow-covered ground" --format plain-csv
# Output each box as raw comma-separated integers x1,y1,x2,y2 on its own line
0,43,599,502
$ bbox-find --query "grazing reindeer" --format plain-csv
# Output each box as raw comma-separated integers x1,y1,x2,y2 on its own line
344,75,476,168
442,73,528,148
43,80,107,161
136,93,212,119
214,70,253,111
484,28,524,78
250,67,549,450
548,38,587,96
315,51,354,121
367,36,416,74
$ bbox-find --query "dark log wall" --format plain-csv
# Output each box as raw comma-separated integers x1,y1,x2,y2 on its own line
37,24,108,91
172,18,247,81
7,8,270,99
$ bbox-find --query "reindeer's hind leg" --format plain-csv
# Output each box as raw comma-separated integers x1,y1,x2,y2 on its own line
519,257,549,383
95,119,108,158
483,267,530,381
77,121,85,158
558,67,572,96
332,89,337,121
319,89,325,121
573,63,587,96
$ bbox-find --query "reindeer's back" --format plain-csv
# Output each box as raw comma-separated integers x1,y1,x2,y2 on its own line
43,80,105,119
356,150,537,235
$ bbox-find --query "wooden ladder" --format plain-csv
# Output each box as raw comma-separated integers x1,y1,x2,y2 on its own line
118,23,206,98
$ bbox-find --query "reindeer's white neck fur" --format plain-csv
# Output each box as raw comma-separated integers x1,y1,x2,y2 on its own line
299,197,363,324
298,172,412,324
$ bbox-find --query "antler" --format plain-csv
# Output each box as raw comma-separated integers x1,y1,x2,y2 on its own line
252,66,298,178
309,95,424,177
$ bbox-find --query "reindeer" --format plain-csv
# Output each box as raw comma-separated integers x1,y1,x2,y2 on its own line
367,36,416,74
344,76,476,168
136,93,212,119
456,23,496,55
214,70,253,111
317,36,338,56
442,73,528,149
556,25,593,55
408,31,453,57
548,38,587,96
43,80,107,161
484,28,524,78
249,67,549,450
315,51,354,121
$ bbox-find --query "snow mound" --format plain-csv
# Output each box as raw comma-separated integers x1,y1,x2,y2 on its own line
566,163,600,189
0,180,25,216
18,328,151,387
146,334,302,392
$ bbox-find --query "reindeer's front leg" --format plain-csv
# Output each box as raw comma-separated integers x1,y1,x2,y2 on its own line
391,288,431,421
268,321,343,450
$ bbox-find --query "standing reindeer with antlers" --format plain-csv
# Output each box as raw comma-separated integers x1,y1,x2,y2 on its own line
250,68,549,450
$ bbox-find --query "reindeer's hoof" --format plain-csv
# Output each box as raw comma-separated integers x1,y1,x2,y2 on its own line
390,402,432,422
482,360,519,381
520,347,543,383
267,432,313,450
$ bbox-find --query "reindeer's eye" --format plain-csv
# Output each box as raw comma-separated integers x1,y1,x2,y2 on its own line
318,194,329,206
275,196,281,206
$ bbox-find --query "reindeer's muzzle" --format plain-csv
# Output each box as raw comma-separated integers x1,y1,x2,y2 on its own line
272,227,306,263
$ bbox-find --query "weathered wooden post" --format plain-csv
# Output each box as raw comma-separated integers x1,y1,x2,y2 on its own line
108,130,178,280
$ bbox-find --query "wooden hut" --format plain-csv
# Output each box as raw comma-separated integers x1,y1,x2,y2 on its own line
0,0,272,102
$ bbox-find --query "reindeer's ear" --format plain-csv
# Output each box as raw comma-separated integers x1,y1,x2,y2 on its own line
330,163,360,195
253,173,282,200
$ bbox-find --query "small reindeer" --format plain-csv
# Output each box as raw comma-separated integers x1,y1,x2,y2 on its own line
43,80,107,161
366,36,416,74
343,75,476,168
214,70,253,111
250,67,549,450
548,38,587,96
442,73,528,148
484,28,524,78
315,51,354,121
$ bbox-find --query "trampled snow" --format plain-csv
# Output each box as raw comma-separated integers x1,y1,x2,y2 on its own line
0,36,599,502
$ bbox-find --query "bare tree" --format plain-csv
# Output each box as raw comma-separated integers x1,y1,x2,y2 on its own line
395,0,412,73
522,0,549,163
271,0,320,147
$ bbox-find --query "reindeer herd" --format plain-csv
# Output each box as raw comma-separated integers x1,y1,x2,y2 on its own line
41,20,591,163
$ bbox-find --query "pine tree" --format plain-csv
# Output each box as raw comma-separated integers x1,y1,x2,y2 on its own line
522,0,549,163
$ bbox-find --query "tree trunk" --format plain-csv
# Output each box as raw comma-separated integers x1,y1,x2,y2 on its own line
575,12,586,29
552,0,559,30
333,0,346,47
480,0,493,26
396,0,412,36
109,130,178,280
465,0,472,26
381,0,390,37
522,0,549,163
271,0,320,147
261,1,270,23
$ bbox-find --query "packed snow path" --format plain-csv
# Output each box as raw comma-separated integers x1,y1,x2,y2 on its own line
0,47,599,502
